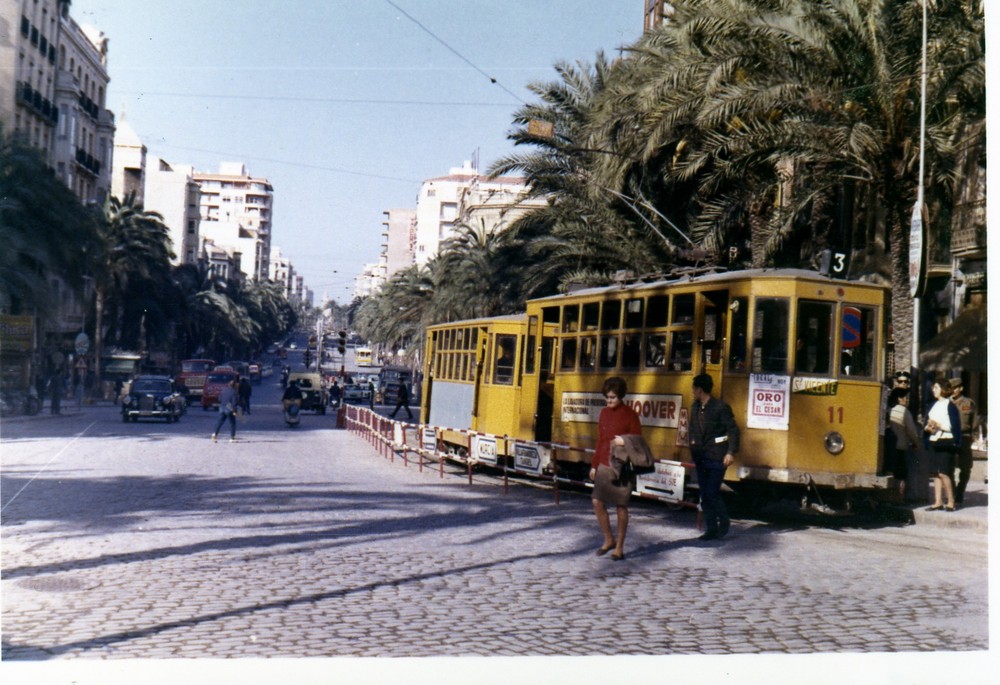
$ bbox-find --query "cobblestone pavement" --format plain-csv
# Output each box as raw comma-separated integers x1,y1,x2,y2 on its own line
0,406,993,683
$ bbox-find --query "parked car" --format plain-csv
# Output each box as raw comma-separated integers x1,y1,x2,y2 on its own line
201,368,240,410
121,375,186,423
287,372,328,414
175,359,215,404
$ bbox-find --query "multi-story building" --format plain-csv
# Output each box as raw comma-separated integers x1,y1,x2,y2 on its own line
268,246,295,299
52,13,113,204
413,160,544,267
110,112,145,204
194,162,273,282
145,157,201,266
379,208,416,283
1,0,63,162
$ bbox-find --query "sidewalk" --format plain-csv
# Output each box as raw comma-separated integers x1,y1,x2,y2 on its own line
900,457,989,531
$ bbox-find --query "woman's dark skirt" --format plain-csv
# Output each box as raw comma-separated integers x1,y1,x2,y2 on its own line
592,465,633,507
929,442,957,475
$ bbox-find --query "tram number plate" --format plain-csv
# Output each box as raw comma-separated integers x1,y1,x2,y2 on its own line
473,435,498,465
637,461,686,503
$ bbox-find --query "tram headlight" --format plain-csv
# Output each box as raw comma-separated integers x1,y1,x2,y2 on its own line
824,431,845,455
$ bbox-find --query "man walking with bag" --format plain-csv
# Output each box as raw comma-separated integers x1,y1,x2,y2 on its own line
690,374,739,540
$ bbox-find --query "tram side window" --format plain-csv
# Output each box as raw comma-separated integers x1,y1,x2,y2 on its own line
602,300,621,330
752,298,789,373
562,305,579,333
728,297,748,372
669,330,693,371
622,333,641,369
645,333,667,368
599,335,618,368
673,293,695,324
646,295,669,328
796,301,833,374
561,338,578,369
579,336,597,370
840,305,876,378
493,334,516,385
582,302,600,331
624,298,644,328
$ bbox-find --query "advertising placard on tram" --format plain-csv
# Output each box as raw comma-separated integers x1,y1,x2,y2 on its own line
472,434,498,465
637,461,686,503
747,374,790,430
561,392,683,428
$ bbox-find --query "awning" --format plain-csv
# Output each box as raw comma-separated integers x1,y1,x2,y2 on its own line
918,304,987,372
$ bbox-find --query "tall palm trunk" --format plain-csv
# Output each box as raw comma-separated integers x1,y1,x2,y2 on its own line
93,286,105,399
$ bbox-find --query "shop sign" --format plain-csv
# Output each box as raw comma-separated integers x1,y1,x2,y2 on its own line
0,316,34,354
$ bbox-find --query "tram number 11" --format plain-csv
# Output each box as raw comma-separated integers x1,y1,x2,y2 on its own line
827,406,844,424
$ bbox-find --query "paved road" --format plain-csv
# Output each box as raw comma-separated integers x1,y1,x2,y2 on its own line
0,386,992,682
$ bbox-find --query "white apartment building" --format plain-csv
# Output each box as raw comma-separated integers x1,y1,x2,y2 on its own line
145,157,201,266
379,208,416,282
194,162,273,282
110,111,145,203
413,160,544,266
268,246,295,299
354,263,381,300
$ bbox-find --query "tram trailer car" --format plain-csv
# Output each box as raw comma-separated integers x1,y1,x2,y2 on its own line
422,270,893,506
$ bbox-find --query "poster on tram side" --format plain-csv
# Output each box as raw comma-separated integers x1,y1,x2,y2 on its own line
747,374,790,430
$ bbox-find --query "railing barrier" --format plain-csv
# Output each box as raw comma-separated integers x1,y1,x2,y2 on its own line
342,406,699,522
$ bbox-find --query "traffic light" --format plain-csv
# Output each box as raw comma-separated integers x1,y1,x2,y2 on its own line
338,330,347,355
303,349,312,367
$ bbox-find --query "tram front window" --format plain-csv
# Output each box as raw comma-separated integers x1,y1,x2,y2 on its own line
839,305,876,378
796,301,834,374
753,298,789,373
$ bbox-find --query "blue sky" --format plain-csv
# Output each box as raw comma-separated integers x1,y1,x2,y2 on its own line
71,0,640,303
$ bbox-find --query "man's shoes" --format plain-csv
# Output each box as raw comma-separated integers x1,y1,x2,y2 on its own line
211,434,217,443
698,531,720,541
718,523,730,538
229,438,237,443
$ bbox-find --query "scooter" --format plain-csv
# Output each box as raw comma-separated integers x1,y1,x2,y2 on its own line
283,398,302,427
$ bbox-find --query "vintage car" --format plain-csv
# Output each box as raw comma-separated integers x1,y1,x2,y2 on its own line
121,375,186,423
287,372,328,414
201,368,240,410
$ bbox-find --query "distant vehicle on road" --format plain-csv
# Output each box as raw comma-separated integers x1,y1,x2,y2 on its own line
201,368,239,410
341,382,369,404
287,372,328,414
220,361,249,379
379,366,413,406
121,375,186,423
355,347,374,367
175,359,215,404
248,362,262,383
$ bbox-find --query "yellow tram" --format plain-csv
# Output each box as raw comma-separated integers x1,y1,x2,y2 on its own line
422,269,892,498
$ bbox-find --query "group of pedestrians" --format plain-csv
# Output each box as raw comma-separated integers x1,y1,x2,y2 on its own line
590,373,738,561
884,370,979,511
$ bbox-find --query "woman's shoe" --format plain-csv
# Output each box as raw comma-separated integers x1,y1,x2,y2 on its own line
610,552,625,561
926,505,944,511
596,544,614,557
944,505,956,511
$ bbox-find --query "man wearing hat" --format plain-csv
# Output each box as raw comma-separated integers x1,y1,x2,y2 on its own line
949,377,978,504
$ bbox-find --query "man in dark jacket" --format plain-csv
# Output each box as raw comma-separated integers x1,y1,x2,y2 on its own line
690,373,740,540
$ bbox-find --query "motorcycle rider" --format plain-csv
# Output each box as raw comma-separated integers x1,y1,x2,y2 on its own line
282,380,304,423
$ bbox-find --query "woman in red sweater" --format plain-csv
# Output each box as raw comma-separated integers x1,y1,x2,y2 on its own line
589,376,643,561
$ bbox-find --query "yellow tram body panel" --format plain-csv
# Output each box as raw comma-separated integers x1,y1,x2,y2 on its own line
422,315,533,456
519,269,891,489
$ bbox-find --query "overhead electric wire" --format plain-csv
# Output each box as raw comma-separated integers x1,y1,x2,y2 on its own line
154,143,421,184
115,90,514,108
382,0,526,104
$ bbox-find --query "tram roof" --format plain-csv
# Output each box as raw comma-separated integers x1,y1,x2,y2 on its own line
530,268,887,303
427,313,526,328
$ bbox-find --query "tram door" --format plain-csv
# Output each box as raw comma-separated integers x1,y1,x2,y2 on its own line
534,308,558,443
698,290,729,396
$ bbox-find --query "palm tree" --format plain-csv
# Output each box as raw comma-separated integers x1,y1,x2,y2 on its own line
585,0,984,370
0,133,92,315
90,193,174,387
